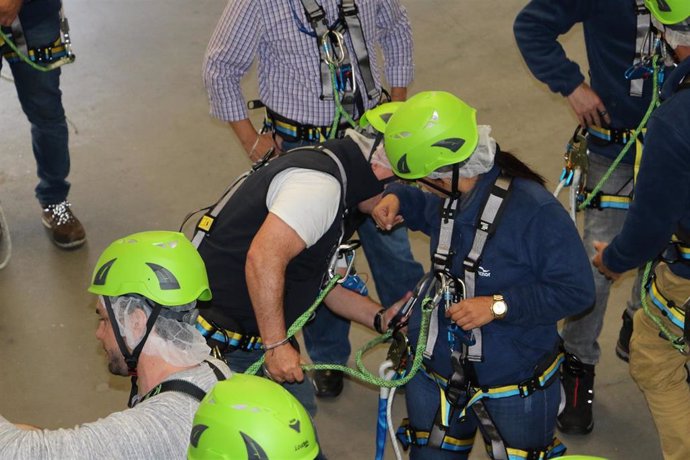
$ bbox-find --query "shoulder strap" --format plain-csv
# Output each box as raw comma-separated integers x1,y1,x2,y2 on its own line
191,155,275,249
340,0,378,100
425,174,513,363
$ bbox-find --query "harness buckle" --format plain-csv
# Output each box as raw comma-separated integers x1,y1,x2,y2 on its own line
518,377,540,398
341,0,358,17
462,256,480,273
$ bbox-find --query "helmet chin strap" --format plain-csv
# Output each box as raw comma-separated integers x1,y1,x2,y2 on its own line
417,163,462,199
102,295,164,407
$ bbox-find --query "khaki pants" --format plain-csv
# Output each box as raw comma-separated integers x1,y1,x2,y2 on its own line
629,263,690,460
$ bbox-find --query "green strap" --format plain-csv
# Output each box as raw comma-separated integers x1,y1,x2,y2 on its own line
578,55,662,211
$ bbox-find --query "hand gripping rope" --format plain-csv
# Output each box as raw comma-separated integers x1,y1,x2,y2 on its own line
244,265,456,460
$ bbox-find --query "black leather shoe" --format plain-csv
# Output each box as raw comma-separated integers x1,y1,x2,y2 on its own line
312,370,344,398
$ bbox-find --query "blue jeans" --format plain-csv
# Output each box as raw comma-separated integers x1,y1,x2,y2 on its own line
405,371,561,459
282,138,424,365
1,9,70,205
560,151,642,365
221,347,317,417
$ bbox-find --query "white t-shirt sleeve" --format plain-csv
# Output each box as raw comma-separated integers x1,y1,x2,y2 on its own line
266,168,342,248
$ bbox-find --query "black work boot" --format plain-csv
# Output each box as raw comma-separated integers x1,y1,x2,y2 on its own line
558,353,595,435
615,310,634,362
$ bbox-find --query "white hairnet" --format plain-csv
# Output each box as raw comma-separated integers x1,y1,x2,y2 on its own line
652,17,690,50
107,295,211,367
427,125,496,179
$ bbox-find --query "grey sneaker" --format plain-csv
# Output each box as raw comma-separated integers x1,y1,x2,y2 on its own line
41,200,86,249
0,203,11,269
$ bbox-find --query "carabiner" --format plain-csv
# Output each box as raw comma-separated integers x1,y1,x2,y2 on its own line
321,30,345,66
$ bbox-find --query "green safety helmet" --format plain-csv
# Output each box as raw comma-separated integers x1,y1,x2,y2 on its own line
188,374,320,460
644,0,690,25
88,231,212,306
383,91,479,180
359,101,404,133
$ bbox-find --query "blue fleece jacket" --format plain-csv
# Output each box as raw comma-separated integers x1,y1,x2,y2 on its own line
514,0,655,162
603,58,690,279
387,166,595,386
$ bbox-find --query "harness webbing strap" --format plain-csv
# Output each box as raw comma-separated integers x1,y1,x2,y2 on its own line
631,0,651,97
136,360,230,406
472,399,507,460
300,0,335,102
648,277,686,330
145,379,207,403
341,0,378,101
395,418,474,453
464,175,512,361
191,170,252,249
195,315,264,351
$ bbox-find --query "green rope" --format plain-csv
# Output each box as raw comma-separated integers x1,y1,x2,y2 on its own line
0,29,73,72
245,279,435,388
307,297,433,388
639,260,688,354
326,62,358,139
244,274,342,375
578,55,662,210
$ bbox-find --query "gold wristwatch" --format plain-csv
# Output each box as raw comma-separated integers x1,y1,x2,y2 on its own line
490,294,508,320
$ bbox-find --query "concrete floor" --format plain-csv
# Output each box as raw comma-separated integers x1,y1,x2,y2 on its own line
0,0,661,458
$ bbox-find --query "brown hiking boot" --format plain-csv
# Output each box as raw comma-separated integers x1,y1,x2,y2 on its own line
41,200,86,249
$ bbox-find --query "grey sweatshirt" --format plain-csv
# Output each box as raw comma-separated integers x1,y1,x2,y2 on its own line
0,358,230,459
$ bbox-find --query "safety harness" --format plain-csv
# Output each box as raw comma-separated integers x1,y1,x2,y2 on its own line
257,0,379,143
0,7,75,71
395,171,567,458
188,147,352,358
554,3,664,217
299,0,378,113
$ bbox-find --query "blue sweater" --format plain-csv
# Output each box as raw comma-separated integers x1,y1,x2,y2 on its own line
604,58,690,280
388,166,595,386
514,0,655,162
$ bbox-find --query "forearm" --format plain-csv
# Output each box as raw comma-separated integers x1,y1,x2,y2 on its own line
513,0,586,96
389,87,407,102
246,252,288,344
324,286,382,329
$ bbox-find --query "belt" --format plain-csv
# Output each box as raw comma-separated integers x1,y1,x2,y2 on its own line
195,315,263,351
579,189,632,210
648,278,686,331
424,352,563,402
1,37,68,64
264,108,351,143
587,126,639,145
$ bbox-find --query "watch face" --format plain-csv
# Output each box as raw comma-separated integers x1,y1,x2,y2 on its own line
492,300,507,316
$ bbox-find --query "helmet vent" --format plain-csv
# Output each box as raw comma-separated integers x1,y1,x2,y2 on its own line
146,263,181,290
432,138,466,152
93,258,116,286
154,241,178,249
289,418,302,433
424,110,440,129
391,131,411,139
656,0,671,12
240,432,269,459
189,424,208,448
396,154,411,174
